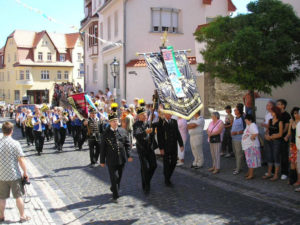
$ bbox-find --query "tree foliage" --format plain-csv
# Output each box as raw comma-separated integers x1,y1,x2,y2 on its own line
195,0,300,94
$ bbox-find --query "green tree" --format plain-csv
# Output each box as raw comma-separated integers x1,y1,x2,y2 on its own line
195,0,300,120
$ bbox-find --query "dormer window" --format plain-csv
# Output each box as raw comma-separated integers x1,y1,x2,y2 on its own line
60,54,66,62
42,40,48,46
47,52,52,61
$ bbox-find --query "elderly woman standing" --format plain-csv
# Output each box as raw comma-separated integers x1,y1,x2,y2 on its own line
207,112,224,174
242,114,261,179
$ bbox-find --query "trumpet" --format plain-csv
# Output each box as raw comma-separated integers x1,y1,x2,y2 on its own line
63,111,69,117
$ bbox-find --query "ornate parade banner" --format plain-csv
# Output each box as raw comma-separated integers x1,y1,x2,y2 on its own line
144,47,203,120
68,93,88,120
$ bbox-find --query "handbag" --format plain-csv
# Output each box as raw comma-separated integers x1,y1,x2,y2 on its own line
210,134,221,143
209,121,221,143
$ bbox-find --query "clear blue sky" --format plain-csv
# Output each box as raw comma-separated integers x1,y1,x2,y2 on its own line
0,0,251,48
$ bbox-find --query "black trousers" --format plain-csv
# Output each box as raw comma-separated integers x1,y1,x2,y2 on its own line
25,127,34,145
280,140,290,176
20,125,25,138
71,126,77,146
44,124,53,141
76,126,85,149
54,128,59,149
33,130,45,153
222,128,233,154
54,128,66,150
88,138,101,164
138,150,157,190
163,153,177,182
108,164,124,199
67,121,72,135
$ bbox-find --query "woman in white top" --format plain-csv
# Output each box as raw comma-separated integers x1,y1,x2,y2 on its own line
242,114,261,180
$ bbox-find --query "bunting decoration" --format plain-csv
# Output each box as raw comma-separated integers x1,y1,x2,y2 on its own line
14,0,122,47
144,47,203,120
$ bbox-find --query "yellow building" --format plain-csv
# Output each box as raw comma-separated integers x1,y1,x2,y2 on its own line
0,30,84,105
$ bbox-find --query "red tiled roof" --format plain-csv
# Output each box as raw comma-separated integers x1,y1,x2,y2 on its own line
228,0,237,12
195,23,209,32
65,33,80,48
202,0,236,12
126,57,197,67
32,31,46,48
203,0,212,5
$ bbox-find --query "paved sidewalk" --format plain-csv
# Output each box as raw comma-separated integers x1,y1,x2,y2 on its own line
0,120,79,225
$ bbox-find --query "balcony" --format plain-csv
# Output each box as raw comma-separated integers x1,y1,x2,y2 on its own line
16,79,34,86
88,45,98,57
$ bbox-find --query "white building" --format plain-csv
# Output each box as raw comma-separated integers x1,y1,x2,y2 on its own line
81,0,236,103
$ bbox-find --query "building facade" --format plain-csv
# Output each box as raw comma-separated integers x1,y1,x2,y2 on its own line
0,30,84,105
81,0,236,103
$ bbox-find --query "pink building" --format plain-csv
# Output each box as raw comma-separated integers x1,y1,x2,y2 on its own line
81,0,236,103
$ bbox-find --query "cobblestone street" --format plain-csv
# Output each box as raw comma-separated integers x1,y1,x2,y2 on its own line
1,118,300,225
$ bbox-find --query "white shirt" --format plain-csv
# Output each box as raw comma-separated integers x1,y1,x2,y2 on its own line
32,117,42,131
107,91,112,99
264,112,273,131
296,122,300,150
187,116,205,136
18,112,26,123
242,123,260,150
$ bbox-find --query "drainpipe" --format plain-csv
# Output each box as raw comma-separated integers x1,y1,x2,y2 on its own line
123,0,128,99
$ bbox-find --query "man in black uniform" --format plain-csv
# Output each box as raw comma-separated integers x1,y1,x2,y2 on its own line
133,104,157,194
83,108,103,167
100,108,133,201
157,113,183,187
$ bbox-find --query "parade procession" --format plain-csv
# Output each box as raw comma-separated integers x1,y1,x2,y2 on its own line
1,0,300,224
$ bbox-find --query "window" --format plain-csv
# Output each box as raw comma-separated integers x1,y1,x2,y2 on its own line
88,23,98,47
64,71,69,80
47,52,52,61
7,71,10,81
77,53,82,61
100,22,103,45
19,70,24,80
41,70,49,80
114,11,118,37
107,16,111,40
38,52,43,61
26,70,30,80
151,8,179,33
60,54,66,62
93,63,98,82
57,71,62,80
42,40,48,46
14,90,20,101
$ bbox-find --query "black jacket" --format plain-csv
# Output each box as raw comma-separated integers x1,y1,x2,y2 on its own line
157,118,183,154
100,127,131,166
133,121,157,153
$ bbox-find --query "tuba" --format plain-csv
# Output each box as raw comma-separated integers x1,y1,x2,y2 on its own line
41,104,49,113
25,117,33,128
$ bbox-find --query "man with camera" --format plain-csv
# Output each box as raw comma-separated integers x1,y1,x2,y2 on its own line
0,122,30,222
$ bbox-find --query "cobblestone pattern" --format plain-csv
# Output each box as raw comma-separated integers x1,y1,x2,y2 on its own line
1,117,300,225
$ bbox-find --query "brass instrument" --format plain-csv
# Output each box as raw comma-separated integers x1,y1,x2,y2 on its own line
41,104,49,113
25,117,33,128
63,111,69,117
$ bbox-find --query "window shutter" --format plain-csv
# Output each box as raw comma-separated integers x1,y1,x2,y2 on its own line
152,10,160,27
161,11,171,27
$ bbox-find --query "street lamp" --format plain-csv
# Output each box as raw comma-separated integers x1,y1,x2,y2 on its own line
110,57,120,98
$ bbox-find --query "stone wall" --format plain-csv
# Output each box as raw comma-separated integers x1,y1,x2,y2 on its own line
203,74,246,115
